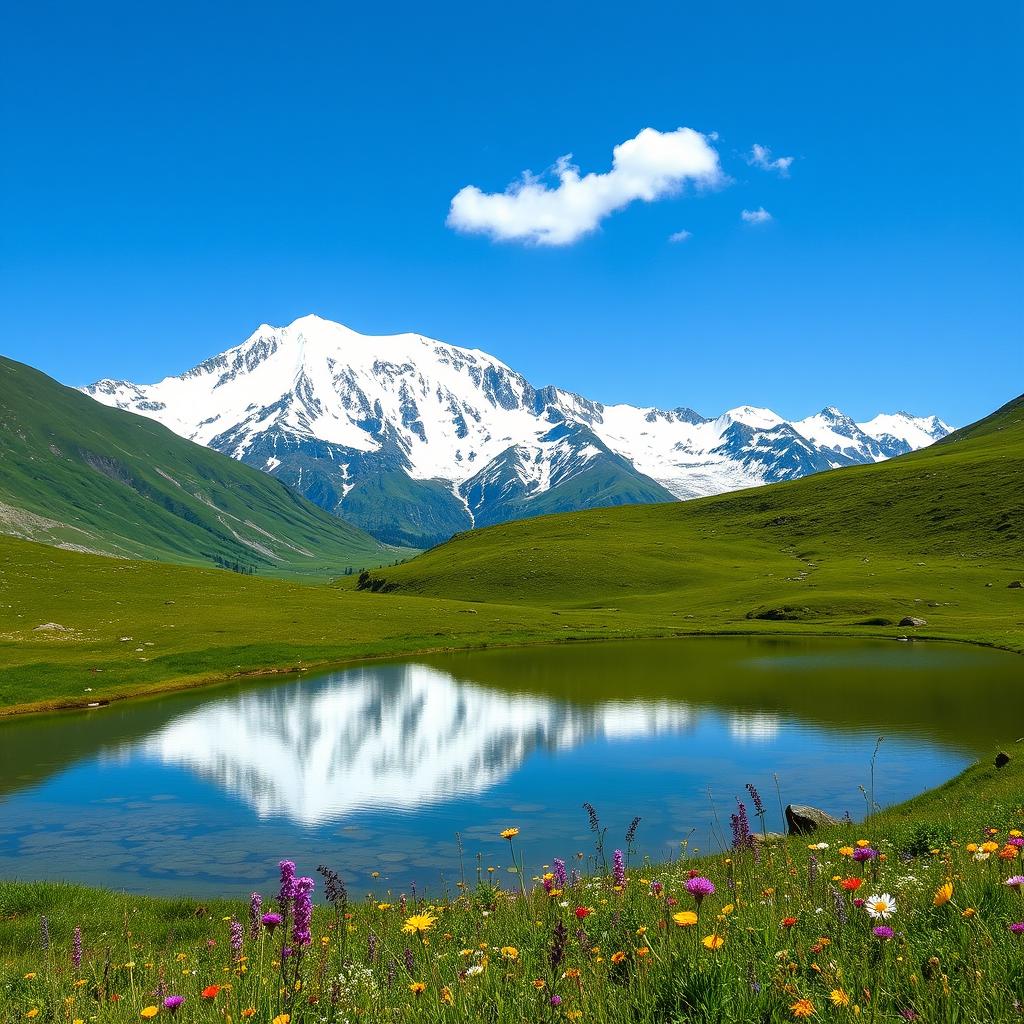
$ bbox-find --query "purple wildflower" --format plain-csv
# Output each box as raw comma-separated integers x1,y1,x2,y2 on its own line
550,995,563,1007
612,849,625,887
1005,875,1024,890
550,920,568,973
852,847,878,862
873,925,894,940
282,945,293,960
278,859,297,908
899,1011,919,1021
1008,837,1024,849
686,877,716,905
553,858,567,889
625,816,641,845
249,892,262,937
831,886,848,926
1010,922,1024,936
291,876,315,947
72,926,82,970
650,880,663,896
745,782,765,818
40,916,49,952
367,930,378,963
730,801,755,852
164,996,185,1012
261,912,283,934
570,869,581,886
809,854,819,885
230,918,243,959
403,946,416,974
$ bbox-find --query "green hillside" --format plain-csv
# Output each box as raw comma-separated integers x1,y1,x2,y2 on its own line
368,393,1024,612
0,356,403,577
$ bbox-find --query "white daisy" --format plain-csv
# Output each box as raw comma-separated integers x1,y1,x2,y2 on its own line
865,893,897,919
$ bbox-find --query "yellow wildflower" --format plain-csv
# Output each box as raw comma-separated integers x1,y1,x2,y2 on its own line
402,913,437,935
500,946,519,960
791,998,815,1018
25,1012,39,1020
673,910,698,927
500,828,520,839
830,989,851,1007
702,934,724,949
409,982,426,995
441,986,454,1005
140,1010,159,1020
611,950,627,964
933,882,953,906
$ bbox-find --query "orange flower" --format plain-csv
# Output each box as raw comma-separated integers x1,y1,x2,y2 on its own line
241,1012,256,1020
532,979,546,990
791,998,815,1018
610,951,627,964
702,934,724,950
202,984,220,999
840,877,863,891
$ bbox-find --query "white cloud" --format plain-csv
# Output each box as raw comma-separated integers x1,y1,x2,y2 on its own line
741,207,773,224
447,127,723,246
748,143,793,177
668,229,692,243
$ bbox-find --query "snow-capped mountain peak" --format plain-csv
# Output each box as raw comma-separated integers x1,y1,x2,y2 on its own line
82,315,953,548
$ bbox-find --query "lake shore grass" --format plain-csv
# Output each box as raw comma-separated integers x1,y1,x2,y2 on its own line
2,750,1022,1022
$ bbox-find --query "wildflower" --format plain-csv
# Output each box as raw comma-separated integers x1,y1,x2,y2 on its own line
574,906,592,919
261,912,283,934
839,846,854,857
830,989,851,1007
933,882,953,906
140,1011,158,1021
730,801,755,851
291,876,315,946
873,926,895,940
790,997,815,1018
272,1016,290,1024
532,979,546,990
673,911,698,927
500,946,519,960
1010,922,1024,936
686,876,716,904
26,1013,38,1020
702,934,724,949
202,984,220,999
866,894,897,919
613,848,626,887
23,973,36,980
856,839,871,847
72,926,82,970
1006,876,1024,890
500,828,520,839
409,982,426,995
441,986,454,1005
241,1011,256,1019
981,841,999,853
853,897,866,908
278,860,297,908
961,908,976,918
465,964,484,977
402,913,437,935
841,877,863,891
163,996,185,1013
852,847,877,862
550,995,563,1007
248,892,262,936
636,946,650,956
553,858,567,888
781,916,798,928
611,950,627,964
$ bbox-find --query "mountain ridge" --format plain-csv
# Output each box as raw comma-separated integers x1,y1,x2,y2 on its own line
83,315,953,547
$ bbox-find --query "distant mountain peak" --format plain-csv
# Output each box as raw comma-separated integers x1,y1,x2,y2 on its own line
80,315,952,548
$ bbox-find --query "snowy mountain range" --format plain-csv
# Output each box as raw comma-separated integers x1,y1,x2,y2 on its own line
83,315,953,547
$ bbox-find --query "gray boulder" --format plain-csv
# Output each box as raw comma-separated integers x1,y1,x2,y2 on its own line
32,622,72,632
898,616,927,627
1009,581,1023,589
785,804,842,835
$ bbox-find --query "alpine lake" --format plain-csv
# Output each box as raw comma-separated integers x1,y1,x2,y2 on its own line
0,636,1017,897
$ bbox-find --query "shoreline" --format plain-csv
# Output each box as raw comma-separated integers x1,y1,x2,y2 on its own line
2,621,1022,721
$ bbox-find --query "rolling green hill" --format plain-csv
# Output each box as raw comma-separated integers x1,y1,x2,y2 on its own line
367,393,1024,609
0,356,403,577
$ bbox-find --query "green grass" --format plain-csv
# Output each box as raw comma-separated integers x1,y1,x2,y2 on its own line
1,394,1022,716
1,751,1022,1023
0,356,405,578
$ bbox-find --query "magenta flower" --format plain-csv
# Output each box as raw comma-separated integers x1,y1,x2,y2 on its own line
612,849,625,887
279,859,297,908
873,925,894,940
553,858,567,889
852,898,866,908
71,926,82,970
164,995,185,1012
852,847,878,862
261,912,283,934
291,876,315,947
1010,922,1024,936
550,995,563,1007
1005,876,1024,890
1008,837,1024,848
686,877,716,904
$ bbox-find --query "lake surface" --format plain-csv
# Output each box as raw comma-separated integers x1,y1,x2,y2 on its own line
0,636,1019,897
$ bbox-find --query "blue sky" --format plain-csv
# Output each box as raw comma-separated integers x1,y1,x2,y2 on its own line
2,1,1021,424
